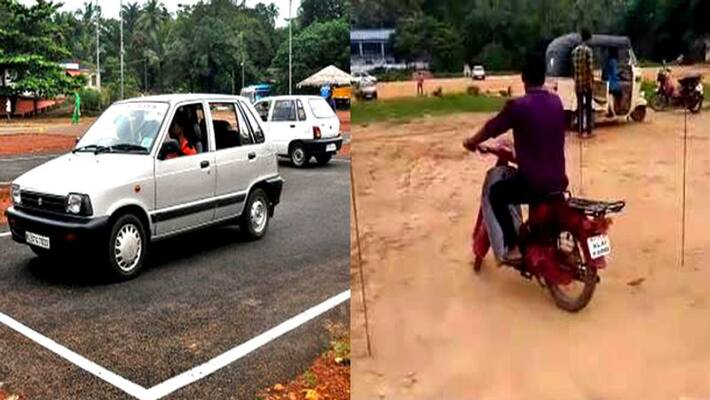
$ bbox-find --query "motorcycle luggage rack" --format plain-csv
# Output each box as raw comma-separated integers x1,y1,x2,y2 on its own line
567,197,626,216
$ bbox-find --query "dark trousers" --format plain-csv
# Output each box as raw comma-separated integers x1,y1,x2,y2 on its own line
576,90,593,136
489,174,535,248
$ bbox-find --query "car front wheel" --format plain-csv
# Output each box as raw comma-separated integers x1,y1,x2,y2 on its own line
106,214,148,280
240,188,270,240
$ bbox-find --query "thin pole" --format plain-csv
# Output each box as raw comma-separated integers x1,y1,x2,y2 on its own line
350,160,372,357
119,0,124,99
288,0,292,95
681,104,688,266
95,0,101,90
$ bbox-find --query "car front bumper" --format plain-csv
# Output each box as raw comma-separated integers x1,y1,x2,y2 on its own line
5,206,109,251
302,137,343,155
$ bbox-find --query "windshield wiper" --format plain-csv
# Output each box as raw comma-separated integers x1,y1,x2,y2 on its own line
73,144,110,154
106,143,149,154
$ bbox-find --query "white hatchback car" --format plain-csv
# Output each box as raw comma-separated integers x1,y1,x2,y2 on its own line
5,94,284,279
254,96,342,167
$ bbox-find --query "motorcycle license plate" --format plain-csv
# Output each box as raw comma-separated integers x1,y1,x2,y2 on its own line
587,234,611,259
326,144,337,152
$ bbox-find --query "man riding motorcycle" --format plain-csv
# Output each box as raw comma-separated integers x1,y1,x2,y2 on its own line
463,53,568,264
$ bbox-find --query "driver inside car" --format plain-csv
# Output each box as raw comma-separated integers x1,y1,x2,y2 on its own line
165,111,197,159
463,52,569,264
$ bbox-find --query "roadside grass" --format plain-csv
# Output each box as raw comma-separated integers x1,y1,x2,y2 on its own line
352,93,506,125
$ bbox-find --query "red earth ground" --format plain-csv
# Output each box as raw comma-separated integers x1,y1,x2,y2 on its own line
257,350,350,400
0,134,76,155
0,187,9,225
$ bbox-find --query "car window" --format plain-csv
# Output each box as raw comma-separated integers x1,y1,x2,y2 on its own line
239,100,266,144
254,100,271,122
77,102,168,153
234,102,256,146
209,102,250,150
272,100,297,122
158,102,205,160
308,98,335,119
296,100,307,121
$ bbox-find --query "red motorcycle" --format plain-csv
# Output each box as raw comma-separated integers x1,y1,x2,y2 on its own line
651,66,704,113
471,139,625,312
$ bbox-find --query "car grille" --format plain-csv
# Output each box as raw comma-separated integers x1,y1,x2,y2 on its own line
21,190,66,214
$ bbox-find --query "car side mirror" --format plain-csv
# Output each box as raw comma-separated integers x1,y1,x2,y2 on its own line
158,138,179,160
260,114,268,122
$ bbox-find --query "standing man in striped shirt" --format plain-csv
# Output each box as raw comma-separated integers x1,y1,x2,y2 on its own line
572,28,594,137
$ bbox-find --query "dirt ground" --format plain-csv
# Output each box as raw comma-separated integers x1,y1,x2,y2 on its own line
350,109,710,399
376,65,710,100
0,134,76,155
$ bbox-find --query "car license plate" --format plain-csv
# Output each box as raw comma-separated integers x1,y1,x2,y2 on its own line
587,234,610,259
26,231,50,250
326,144,337,152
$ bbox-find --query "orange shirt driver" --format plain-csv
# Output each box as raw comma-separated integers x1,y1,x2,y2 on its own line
165,116,197,159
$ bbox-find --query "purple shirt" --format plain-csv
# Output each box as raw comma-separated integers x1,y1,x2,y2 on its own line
481,88,568,196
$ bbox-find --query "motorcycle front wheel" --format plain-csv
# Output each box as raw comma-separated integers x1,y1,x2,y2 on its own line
546,240,598,312
650,94,667,111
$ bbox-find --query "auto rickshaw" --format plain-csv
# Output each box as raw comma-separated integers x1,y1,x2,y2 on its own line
545,34,647,128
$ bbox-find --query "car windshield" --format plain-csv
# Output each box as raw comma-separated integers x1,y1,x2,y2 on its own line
76,102,168,153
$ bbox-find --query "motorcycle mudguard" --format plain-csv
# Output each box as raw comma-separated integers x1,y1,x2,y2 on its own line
478,166,523,260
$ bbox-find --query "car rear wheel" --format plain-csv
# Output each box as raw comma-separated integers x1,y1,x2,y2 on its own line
315,153,333,166
240,188,270,240
290,143,308,168
106,214,147,280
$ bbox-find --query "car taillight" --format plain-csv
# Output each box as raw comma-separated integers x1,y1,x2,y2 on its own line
313,126,321,139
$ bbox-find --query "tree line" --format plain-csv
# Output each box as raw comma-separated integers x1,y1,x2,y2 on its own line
352,0,710,72
0,0,350,110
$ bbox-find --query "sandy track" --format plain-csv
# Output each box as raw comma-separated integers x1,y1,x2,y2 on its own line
350,110,710,399
376,65,710,100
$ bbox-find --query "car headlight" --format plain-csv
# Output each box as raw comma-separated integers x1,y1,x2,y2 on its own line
10,184,21,205
66,193,93,216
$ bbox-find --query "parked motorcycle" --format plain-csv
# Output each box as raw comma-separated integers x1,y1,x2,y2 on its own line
471,139,625,312
651,66,704,113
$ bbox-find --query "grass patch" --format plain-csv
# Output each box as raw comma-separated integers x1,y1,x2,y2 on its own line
352,93,506,124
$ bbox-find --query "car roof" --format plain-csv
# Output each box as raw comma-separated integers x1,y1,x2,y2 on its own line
116,93,251,105
256,95,325,102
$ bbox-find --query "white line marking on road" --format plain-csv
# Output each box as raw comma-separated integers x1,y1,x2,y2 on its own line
0,312,151,400
146,290,351,399
0,231,11,238
0,154,60,162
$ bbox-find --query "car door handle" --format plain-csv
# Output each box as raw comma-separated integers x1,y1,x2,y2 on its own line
289,124,296,128
200,160,210,168
248,152,256,160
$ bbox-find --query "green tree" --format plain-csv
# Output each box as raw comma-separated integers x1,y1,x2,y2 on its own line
271,19,350,93
299,0,351,27
0,0,82,113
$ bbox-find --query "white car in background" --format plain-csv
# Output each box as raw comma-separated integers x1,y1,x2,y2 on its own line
472,65,486,80
254,95,342,167
351,71,378,85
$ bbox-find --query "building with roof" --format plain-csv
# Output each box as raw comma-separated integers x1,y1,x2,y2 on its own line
351,29,396,72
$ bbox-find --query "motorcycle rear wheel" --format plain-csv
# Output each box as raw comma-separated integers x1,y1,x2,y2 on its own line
546,243,598,312
688,97,703,114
